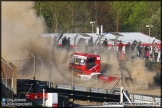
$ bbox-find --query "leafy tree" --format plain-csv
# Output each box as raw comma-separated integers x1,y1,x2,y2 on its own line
33,1,161,40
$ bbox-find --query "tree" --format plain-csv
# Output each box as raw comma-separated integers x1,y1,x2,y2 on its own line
33,1,161,40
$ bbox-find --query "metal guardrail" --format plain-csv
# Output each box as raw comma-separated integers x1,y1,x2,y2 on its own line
53,83,161,106
56,84,71,90
54,84,123,95
73,86,87,92
16,79,161,106
129,94,161,106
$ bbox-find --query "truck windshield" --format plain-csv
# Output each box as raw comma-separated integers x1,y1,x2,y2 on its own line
70,56,86,65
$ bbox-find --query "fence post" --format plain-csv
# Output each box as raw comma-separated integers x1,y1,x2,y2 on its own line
120,87,123,103
38,57,43,81
47,60,52,88
43,89,45,106
31,53,36,80
13,66,17,94
152,97,155,106
20,59,23,80
8,62,17,94
6,77,7,87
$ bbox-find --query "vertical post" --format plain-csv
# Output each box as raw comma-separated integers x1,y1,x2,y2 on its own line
90,21,95,33
6,76,7,87
74,34,78,49
92,24,93,33
13,66,17,94
31,53,36,80
121,70,123,87
120,87,123,103
116,12,118,32
38,57,43,81
72,68,73,90
149,27,150,44
43,89,45,106
47,60,52,88
21,60,23,80
148,28,151,61
101,25,103,36
12,77,13,90
34,59,36,80
152,38,155,61
96,26,99,35
152,97,155,106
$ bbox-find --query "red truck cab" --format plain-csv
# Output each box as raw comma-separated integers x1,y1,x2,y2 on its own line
68,52,119,82
68,52,100,76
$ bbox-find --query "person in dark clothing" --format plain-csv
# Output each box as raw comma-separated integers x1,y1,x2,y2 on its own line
62,36,67,48
66,37,71,50
103,38,108,51
88,37,93,46
125,42,130,54
131,41,137,52
62,38,65,48
138,46,143,58
88,37,94,53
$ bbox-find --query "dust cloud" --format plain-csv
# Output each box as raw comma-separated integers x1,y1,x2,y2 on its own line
2,1,50,61
123,59,156,90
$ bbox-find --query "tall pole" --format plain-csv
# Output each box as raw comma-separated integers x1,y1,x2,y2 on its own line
146,25,153,44
71,67,73,90
95,1,97,26
43,89,45,106
31,53,36,80
92,24,93,33
116,12,118,32
149,27,150,44
47,60,52,88
38,57,43,81
90,21,95,33
120,87,123,103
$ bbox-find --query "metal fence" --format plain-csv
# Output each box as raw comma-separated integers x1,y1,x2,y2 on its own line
1,55,52,94
1,58,17,94
130,94,161,106
4,55,52,82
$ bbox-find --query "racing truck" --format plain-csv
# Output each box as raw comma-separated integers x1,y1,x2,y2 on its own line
68,52,119,83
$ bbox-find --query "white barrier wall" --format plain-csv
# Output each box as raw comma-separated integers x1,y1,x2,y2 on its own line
45,93,58,107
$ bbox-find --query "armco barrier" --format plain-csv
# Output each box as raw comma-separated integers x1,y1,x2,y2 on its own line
47,88,120,102
16,79,161,106
130,93,161,107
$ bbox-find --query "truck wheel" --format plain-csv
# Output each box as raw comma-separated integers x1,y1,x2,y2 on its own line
125,77,133,87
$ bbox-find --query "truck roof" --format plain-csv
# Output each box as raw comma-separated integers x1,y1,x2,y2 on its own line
73,52,100,57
